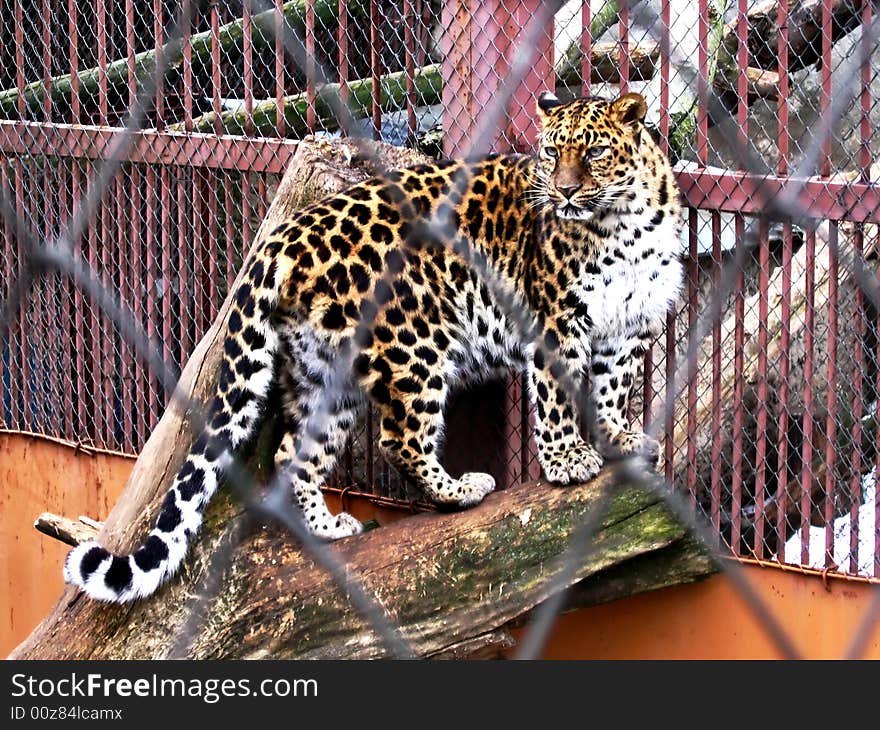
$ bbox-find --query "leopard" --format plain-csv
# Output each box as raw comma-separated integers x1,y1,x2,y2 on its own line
64,91,683,602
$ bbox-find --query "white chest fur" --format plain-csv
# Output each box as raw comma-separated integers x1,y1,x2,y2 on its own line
573,208,683,340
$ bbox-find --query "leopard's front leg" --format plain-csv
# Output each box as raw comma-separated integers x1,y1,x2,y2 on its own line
590,333,659,462
527,337,602,485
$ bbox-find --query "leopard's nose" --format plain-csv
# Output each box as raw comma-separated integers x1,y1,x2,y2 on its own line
556,183,582,199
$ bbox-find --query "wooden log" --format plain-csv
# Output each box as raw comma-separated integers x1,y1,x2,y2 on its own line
0,0,362,120
720,0,873,73
168,65,443,138
9,136,713,660
12,474,713,659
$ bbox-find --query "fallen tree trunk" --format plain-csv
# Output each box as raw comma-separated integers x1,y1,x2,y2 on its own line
0,0,363,120
168,65,443,138
14,475,713,659
10,135,713,659
720,0,876,73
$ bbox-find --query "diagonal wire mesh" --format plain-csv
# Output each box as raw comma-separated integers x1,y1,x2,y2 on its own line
2,0,880,658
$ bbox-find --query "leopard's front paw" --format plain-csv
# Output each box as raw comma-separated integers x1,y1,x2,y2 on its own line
312,512,364,540
451,472,496,507
603,430,660,464
541,443,603,485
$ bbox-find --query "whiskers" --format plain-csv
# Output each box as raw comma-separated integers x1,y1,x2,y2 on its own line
522,167,553,213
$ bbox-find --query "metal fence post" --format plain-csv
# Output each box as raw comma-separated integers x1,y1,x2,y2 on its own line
441,0,553,156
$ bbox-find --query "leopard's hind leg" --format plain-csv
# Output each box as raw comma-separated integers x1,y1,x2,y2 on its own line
274,325,365,539
366,368,495,508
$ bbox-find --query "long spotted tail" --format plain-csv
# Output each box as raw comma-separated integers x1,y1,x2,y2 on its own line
63,252,282,602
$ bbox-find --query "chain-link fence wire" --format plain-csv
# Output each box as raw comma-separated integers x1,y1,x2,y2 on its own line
1,0,880,657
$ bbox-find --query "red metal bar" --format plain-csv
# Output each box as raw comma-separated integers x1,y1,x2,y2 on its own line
126,0,137,107
736,0,748,152
194,170,209,339
117,176,134,453
338,0,350,104
851,0,872,575
0,165,7,426
68,0,80,122
861,2,873,182
686,207,698,510
97,0,109,123
847,227,862,575
225,173,236,285
243,4,254,137
676,168,880,224
207,173,219,327
160,166,173,389
275,0,286,137
212,0,223,136
710,211,722,543
177,172,192,365
876,235,880,576
731,214,745,556
774,222,793,557
14,0,24,118
0,122,297,172
754,217,770,559
132,165,146,449
800,227,816,565
4,162,20,426
257,176,268,221
503,377,525,488
86,165,101,442
43,155,58,437
183,1,193,132
403,0,417,139
820,0,832,178
14,162,28,430
145,165,160,432
618,0,630,94
101,182,114,445
42,0,52,120
154,0,165,127
823,222,839,569
581,0,591,97
697,0,709,164
658,0,670,152
370,0,382,140
777,0,789,174
664,308,675,484
306,0,317,133
242,172,252,250
773,0,792,560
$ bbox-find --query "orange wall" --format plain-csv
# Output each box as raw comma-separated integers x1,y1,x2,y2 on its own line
526,563,880,659
0,434,132,657
3,433,879,659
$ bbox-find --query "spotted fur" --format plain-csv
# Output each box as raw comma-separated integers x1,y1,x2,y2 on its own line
64,92,683,602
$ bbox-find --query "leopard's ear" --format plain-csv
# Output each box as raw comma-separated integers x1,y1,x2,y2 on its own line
611,92,647,127
537,91,563,122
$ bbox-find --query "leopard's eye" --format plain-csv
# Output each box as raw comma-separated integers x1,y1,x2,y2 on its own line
542,146,558,159
586,146,608,160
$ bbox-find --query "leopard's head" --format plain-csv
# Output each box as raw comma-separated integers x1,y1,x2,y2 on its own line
530,92,648,220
